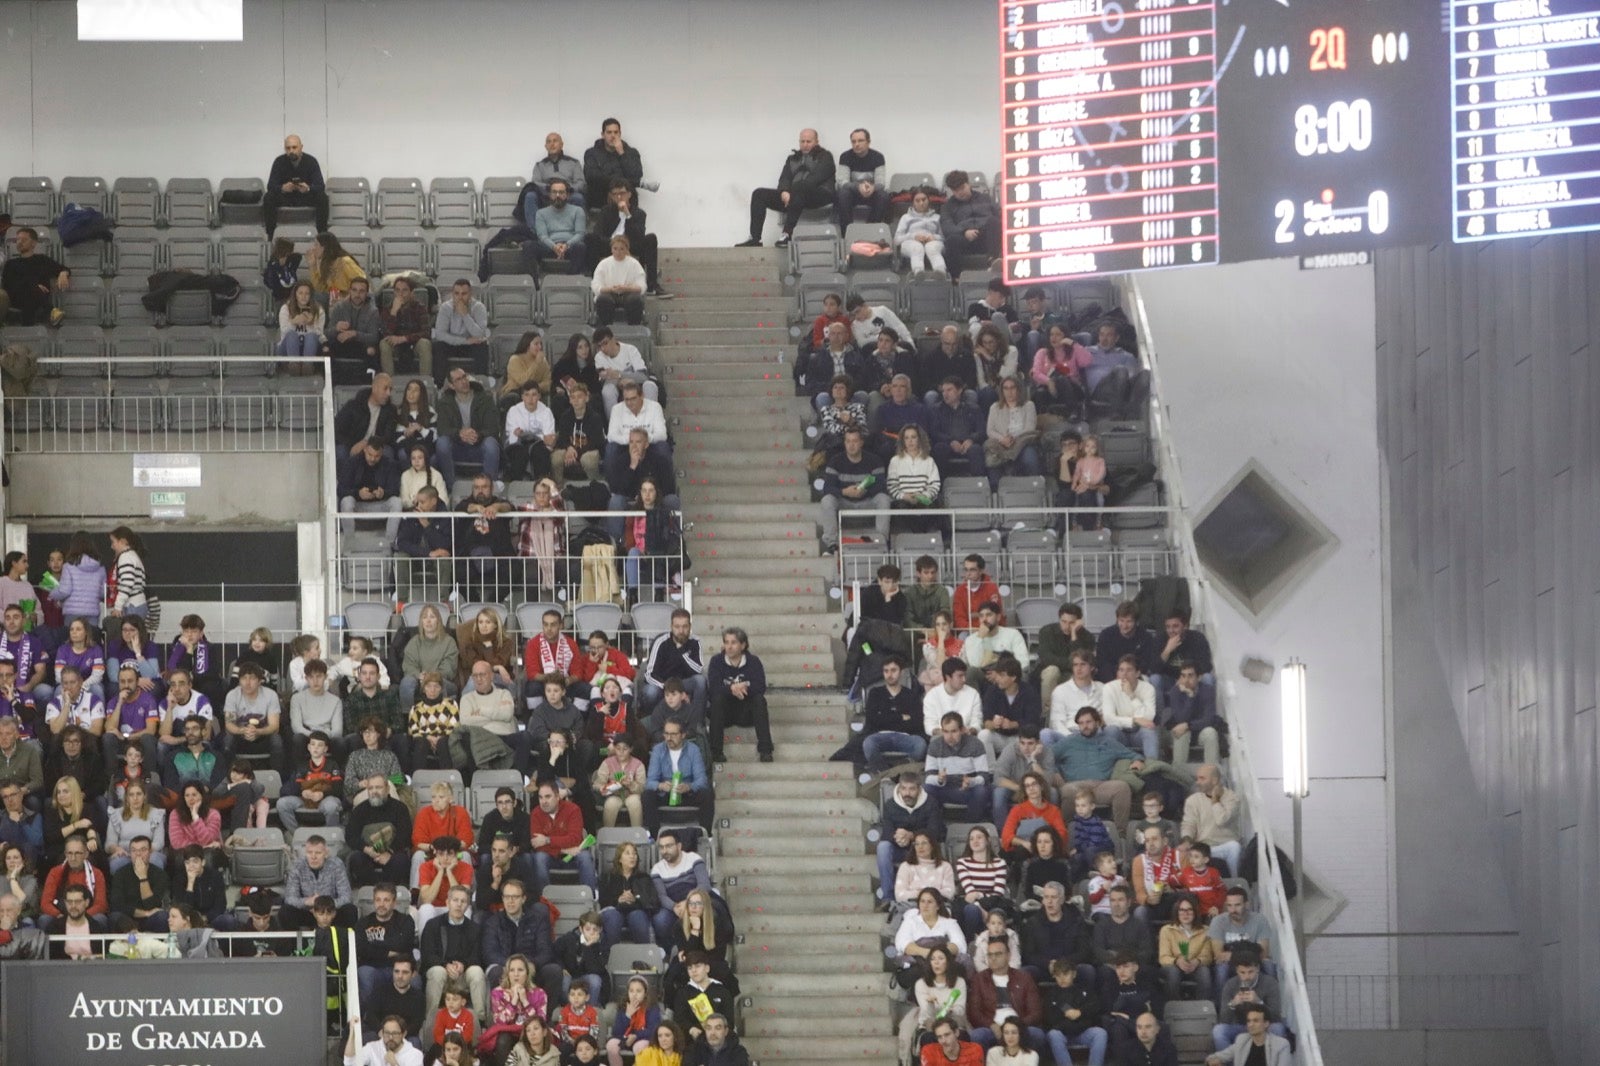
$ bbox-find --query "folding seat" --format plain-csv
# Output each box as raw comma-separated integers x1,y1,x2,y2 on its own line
109,380,164,433
1007,527,1062,597
538,275,593,325
432,231,482,281
51,379,109,431
848,270,903,316
786,222,843,278
488,332,528,377
221,378,276,431
481,177,527,226
1107,480,1166,529
54,278,107,328
163,327,218,377
906,274,957,323
164,178,215,228
888,172,935,195
573,603,623,641
165,380,219,431
217,226,269,276
275,376,324,430
1095,420,1152,471
325,177,373,229
795,270,848,321
844,222,894,270
52,327,107,372
112,228,162,277
958,276,993,312
216,177,265,226
221,283,273,330
60,235,112,280
1064,529,1115,595
163,233,214,274
1118,530,1173,584
378,230,429,276
429,178,479,227
59,176,109,215
109,276,157,329
943,476,994,534
997,475,1049,531
952,529,1005,580
165,287,214,327
1080,595,1118,632
112,178,163,227
219,326,276,376
5,178,56,227
375,178,426,228
487,275,537,327
108,330,163,378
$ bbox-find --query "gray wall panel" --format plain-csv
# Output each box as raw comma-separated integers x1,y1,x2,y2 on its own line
1378,232,1600,1066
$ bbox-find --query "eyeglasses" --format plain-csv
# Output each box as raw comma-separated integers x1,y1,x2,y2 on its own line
663,730,682,738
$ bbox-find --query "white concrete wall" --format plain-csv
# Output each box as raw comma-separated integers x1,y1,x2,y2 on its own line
0,0,1000,247
1134,258,1390,977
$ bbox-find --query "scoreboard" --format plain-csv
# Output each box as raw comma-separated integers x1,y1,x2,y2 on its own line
1000,0,1600,282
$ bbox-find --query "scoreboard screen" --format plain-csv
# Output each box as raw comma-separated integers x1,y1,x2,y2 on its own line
1000,0,1600,282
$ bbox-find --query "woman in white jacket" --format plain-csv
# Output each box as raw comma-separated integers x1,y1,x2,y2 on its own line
895,831,957,904
895,188,946,275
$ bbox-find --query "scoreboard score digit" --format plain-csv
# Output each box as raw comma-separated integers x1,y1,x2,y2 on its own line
1001,0,1220,283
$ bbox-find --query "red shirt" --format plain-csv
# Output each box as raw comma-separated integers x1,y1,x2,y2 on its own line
1172,864,1226,916
552,1003,601,1044
524,635,581,679
528,800,585,856
567,647,636,688
431,1006,476,1049
952,578,1005,630
921,1040,984,1066
415,856,475,906
412,803,474,852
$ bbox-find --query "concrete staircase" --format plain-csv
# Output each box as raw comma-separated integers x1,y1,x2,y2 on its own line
657,247,897,1065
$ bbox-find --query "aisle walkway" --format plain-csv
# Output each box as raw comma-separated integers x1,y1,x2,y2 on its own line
658,247,896,1065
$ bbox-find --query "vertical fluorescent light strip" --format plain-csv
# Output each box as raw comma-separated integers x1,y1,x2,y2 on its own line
1280,658,1309,798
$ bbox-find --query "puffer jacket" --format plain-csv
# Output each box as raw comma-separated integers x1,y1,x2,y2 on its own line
50,558,107,619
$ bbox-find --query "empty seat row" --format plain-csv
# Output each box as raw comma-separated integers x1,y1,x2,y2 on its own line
4,176,531,230
12,376,321,433
16,325,278,375
792,254,1117,326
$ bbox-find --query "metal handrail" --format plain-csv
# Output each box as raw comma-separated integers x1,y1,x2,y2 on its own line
1124,276,1323,1065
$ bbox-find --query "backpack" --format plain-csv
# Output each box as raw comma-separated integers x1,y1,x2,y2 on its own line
580,543,620,604
56,202,114,247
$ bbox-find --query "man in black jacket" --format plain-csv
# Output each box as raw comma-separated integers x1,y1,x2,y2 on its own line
860,656,924,772
334,374,397,485
875,772,944,904
737,128,836,249
939,169,998,273
478,877,562,996
263,134,329,237
338,438,402,544
591,180,663,295
1095,602,1160,683
364,956,426,1047
395,487,454,603
1092,885,1154,987
347,775,413,888
356,883,417,1005
583,118,648,205
1021,882,1093,983
688,1014,750,1066
420,884,486,1016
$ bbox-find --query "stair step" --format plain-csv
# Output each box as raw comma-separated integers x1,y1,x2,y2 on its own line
718,852,876,877
732,931,880,955
690,576,829,597
655,309,792,328
720,835,868,858
718,813,865,836
694,556,835,579
742,1014,889,1038
681,502,817,522
657,281,787,299
671,400,808,419
741,993,889,1016
724,722,846,744
717,777,858,801
665,363,794,381
737,973,885,997
717,797,874,820
730,896,879,921
721,741,838,762
741,1036,899,1060
734,908,883,934
672,382,802,400
657,328,792,346
689,483,814,504
687,522,819,541
658,247,781,268
733,952,885,976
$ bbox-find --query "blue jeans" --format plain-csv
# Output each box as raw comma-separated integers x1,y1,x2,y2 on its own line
1048,1027,1108,1066
560,971,604,1004
435,434,501,488
875,839,910,902
1213,1021,1287,1051
1121,725,1160,761
924,780,992,821
862,731,926,770
637,673,705,718
531,849,597,895
277,330,322,357
601,906,653,945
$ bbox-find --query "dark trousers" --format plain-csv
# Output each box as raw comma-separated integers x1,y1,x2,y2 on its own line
262,189,330,236
708,690,772,759
944,227,999,275
748,181,833,239
348,849,410,889
327,335,377,362
835,184,891,226
504,439,553,482
590,233,659,291
641,785,713,833
595,292,645,326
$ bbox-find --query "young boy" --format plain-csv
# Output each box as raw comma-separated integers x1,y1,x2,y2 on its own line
1126,790,1178,853
554,911,609,1006
1085,850,1128,917
1043,956,1108,1066
1067,788,1115,880
550,979,603,1047
672,951,734,1042
903,555,952,633
1101,952,1160,1054
428,981,476,1062
278,729,344,831
1171,840,1227,918
310,895,355,1036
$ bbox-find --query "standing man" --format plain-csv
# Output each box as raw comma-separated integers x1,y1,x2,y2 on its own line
737,129,836,249
263,134,328,238
583,118,648,206
0,227,69,325
834,128,889,226
705,627,773,765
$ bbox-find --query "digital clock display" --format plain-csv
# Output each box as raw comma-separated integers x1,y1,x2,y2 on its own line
1000,0,1600,281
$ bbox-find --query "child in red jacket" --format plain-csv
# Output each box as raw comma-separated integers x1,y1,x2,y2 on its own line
1170,840,1226,917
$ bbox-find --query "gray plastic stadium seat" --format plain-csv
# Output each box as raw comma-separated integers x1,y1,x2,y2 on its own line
219,327,276,375
164,178,215,228
342,601,394,638
216,177,265,226
50,379,108,430
163,327,218,377
906,275,957,322
1065,529,1115,593
481,177,527,226
944,476,994,533
110,380,164,432
376,178,425,228
429,178,479,227
848,270,903,315
112,177,162,227
165,288,213,327
59,176,109,214
340,229,376,275
432,232,481,281
6,177,56,227
795,270,848,321
378,231,429,276
456,602,508,630
487,275,537,326
223,283,273,330
997,475,1049,530
1008,528,1062,594
108,330,162,377
1108,481,1165,530
326,177,373,229
52,326,107,370
218,227,269,276
221,377,276,430
573,602,622,640
113,228,162,277
164,233,214,274
487,333,524,377
276,376,324,430
165,380,219,430
844,222,894,269
610,325,654,368
61,234,111,280
54,278,107,328
888,172,935,195
538,275,592,325
787,222,843,279
514,602,562,638
109,276,156,328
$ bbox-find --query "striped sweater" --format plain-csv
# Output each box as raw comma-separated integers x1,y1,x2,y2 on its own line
112,550,147,612
887,454,941,502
